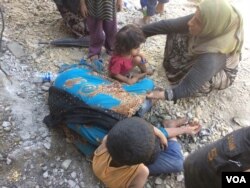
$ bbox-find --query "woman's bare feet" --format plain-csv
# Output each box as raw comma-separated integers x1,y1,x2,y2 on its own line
162,117,189,128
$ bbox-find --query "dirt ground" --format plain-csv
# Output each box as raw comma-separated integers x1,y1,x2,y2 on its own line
0,0,250,187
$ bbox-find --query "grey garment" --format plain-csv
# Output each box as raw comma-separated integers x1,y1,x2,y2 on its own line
184,127,250,188
142,14,240,100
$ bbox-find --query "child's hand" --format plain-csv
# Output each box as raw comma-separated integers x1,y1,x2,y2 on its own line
133,73,146,79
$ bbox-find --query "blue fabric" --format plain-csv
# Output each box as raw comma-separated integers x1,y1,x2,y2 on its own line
54,67,154,110
158,127,169,138
147,140,184,175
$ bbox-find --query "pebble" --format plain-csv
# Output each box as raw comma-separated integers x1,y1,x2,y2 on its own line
2,121,11,128
145,183,152,188
6,158,12,165
155,177,163,185
4,126,11,132
183,152,189,158
71,171,77,179
177,174,184,182
68,180,76,188
43,171,49,178
233,117,250,127
61,159,72,170
44,142,51,150
41,165,48,171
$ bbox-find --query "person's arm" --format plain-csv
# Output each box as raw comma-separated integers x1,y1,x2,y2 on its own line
146,53,227,100
171,53,227,100
153,127,168,149
129,165,149,188
111,73,146,85
142,14,193,38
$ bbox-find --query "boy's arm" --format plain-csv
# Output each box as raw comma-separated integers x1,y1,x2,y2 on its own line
111,73,146,85
129,165,149,188
153,127,168,149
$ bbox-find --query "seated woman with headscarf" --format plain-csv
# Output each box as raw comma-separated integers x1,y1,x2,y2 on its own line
142,0,244,101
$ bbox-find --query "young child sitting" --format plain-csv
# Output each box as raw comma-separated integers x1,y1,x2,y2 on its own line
92,117,167,188
108,24,153,85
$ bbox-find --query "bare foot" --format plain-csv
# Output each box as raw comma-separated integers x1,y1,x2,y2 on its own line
162,117,188,128
146,90,165,100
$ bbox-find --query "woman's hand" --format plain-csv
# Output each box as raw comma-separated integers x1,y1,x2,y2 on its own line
80,0,88,17
146,90,165,100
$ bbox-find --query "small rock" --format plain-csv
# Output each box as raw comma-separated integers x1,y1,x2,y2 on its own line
41,84,50,91
183,152,189,158
145,182,152,188
177,174,184,182
41,165,48,171
4,126,11,132
61,159,72,170
7,41,25,58
2,121,11,128
43,171,49,178
233,117,250,127
155,177,163,185
71,171,77,179
68,180,76,188
6,158,12,165
80,182,85,188
44,142,51,150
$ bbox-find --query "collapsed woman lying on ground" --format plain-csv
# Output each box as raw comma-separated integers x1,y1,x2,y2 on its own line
143,0,244,101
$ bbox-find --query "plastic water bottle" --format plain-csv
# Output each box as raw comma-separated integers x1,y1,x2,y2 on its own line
32,72,57,83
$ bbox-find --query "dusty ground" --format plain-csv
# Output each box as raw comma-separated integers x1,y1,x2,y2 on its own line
0,0,250,187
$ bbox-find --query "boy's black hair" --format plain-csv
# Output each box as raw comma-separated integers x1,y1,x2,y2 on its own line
114,24,146,55
107,117,158,166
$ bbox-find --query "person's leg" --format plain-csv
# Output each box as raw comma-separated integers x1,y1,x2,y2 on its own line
142,0,157,24
103,18,117,56
147,140,184,175
155,0,169,14
86,16,105,59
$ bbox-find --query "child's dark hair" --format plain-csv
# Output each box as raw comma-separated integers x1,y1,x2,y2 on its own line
107,117,160,166
114,24,146,55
